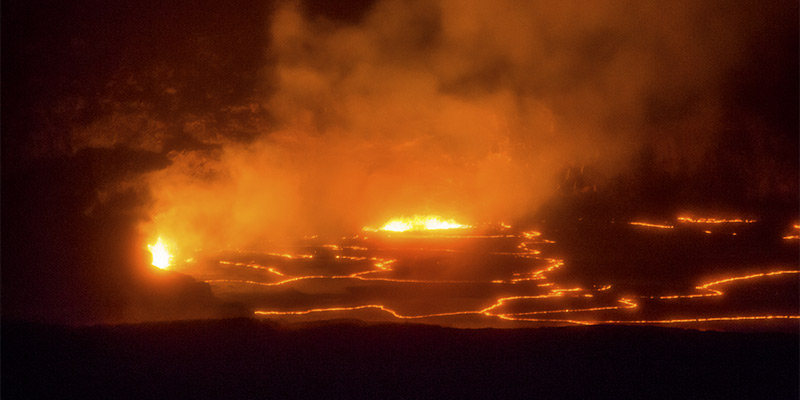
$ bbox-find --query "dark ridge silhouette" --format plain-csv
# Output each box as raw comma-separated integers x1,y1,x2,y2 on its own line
3,318,797,399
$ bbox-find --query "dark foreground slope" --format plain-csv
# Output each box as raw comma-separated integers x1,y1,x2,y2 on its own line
3,318,797,399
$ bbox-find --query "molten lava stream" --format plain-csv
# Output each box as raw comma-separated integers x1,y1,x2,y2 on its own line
177,216,800,329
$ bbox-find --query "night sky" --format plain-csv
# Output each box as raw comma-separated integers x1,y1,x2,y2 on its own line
2,0,798,325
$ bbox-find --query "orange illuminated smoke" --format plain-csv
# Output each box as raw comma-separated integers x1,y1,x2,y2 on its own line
363,215,470,232
147,237,172,269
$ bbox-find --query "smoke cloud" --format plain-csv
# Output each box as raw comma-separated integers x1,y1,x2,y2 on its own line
3,0,795,324
69,0,797,253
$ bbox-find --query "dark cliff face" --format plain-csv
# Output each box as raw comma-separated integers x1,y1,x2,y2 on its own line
1,0,271,168
1,1,267,324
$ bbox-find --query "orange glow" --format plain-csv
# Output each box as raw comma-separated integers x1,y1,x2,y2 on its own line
196,217,797,329
503,298,638,317
122,0,797,332
147,237,172,269
677,216,757,224
218,261,285,276
697,270,798,290
242,231,616,324
783,223,800,240
363,215,470,232
243,236,798,326
602,315,800,325
629,222,674,229
521,230,542,239
255,305,474,320
659,270,799,299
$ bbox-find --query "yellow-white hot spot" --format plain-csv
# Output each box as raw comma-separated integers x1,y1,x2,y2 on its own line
365,215,470,232
148,237,172,269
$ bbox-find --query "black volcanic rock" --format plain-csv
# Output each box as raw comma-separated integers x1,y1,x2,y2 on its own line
2,319,797,399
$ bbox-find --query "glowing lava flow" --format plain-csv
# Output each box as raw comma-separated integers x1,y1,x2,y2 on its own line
658,270,800,299
251,267,800,326
245,228,629,324
628,215,772,236
202,220,799,328
147,237,172,269
600,315,800,325
783,224,800,240
363,215,470,232
629,215,759,230
629,222,674,229
677,216,757,224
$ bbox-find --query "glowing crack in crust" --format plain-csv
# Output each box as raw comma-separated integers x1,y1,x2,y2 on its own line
783,224,800,240
250,264,799,326
629,215,761,232
677,216,757,224
209,221,800,327
658,270,799,299
629,222,674,229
